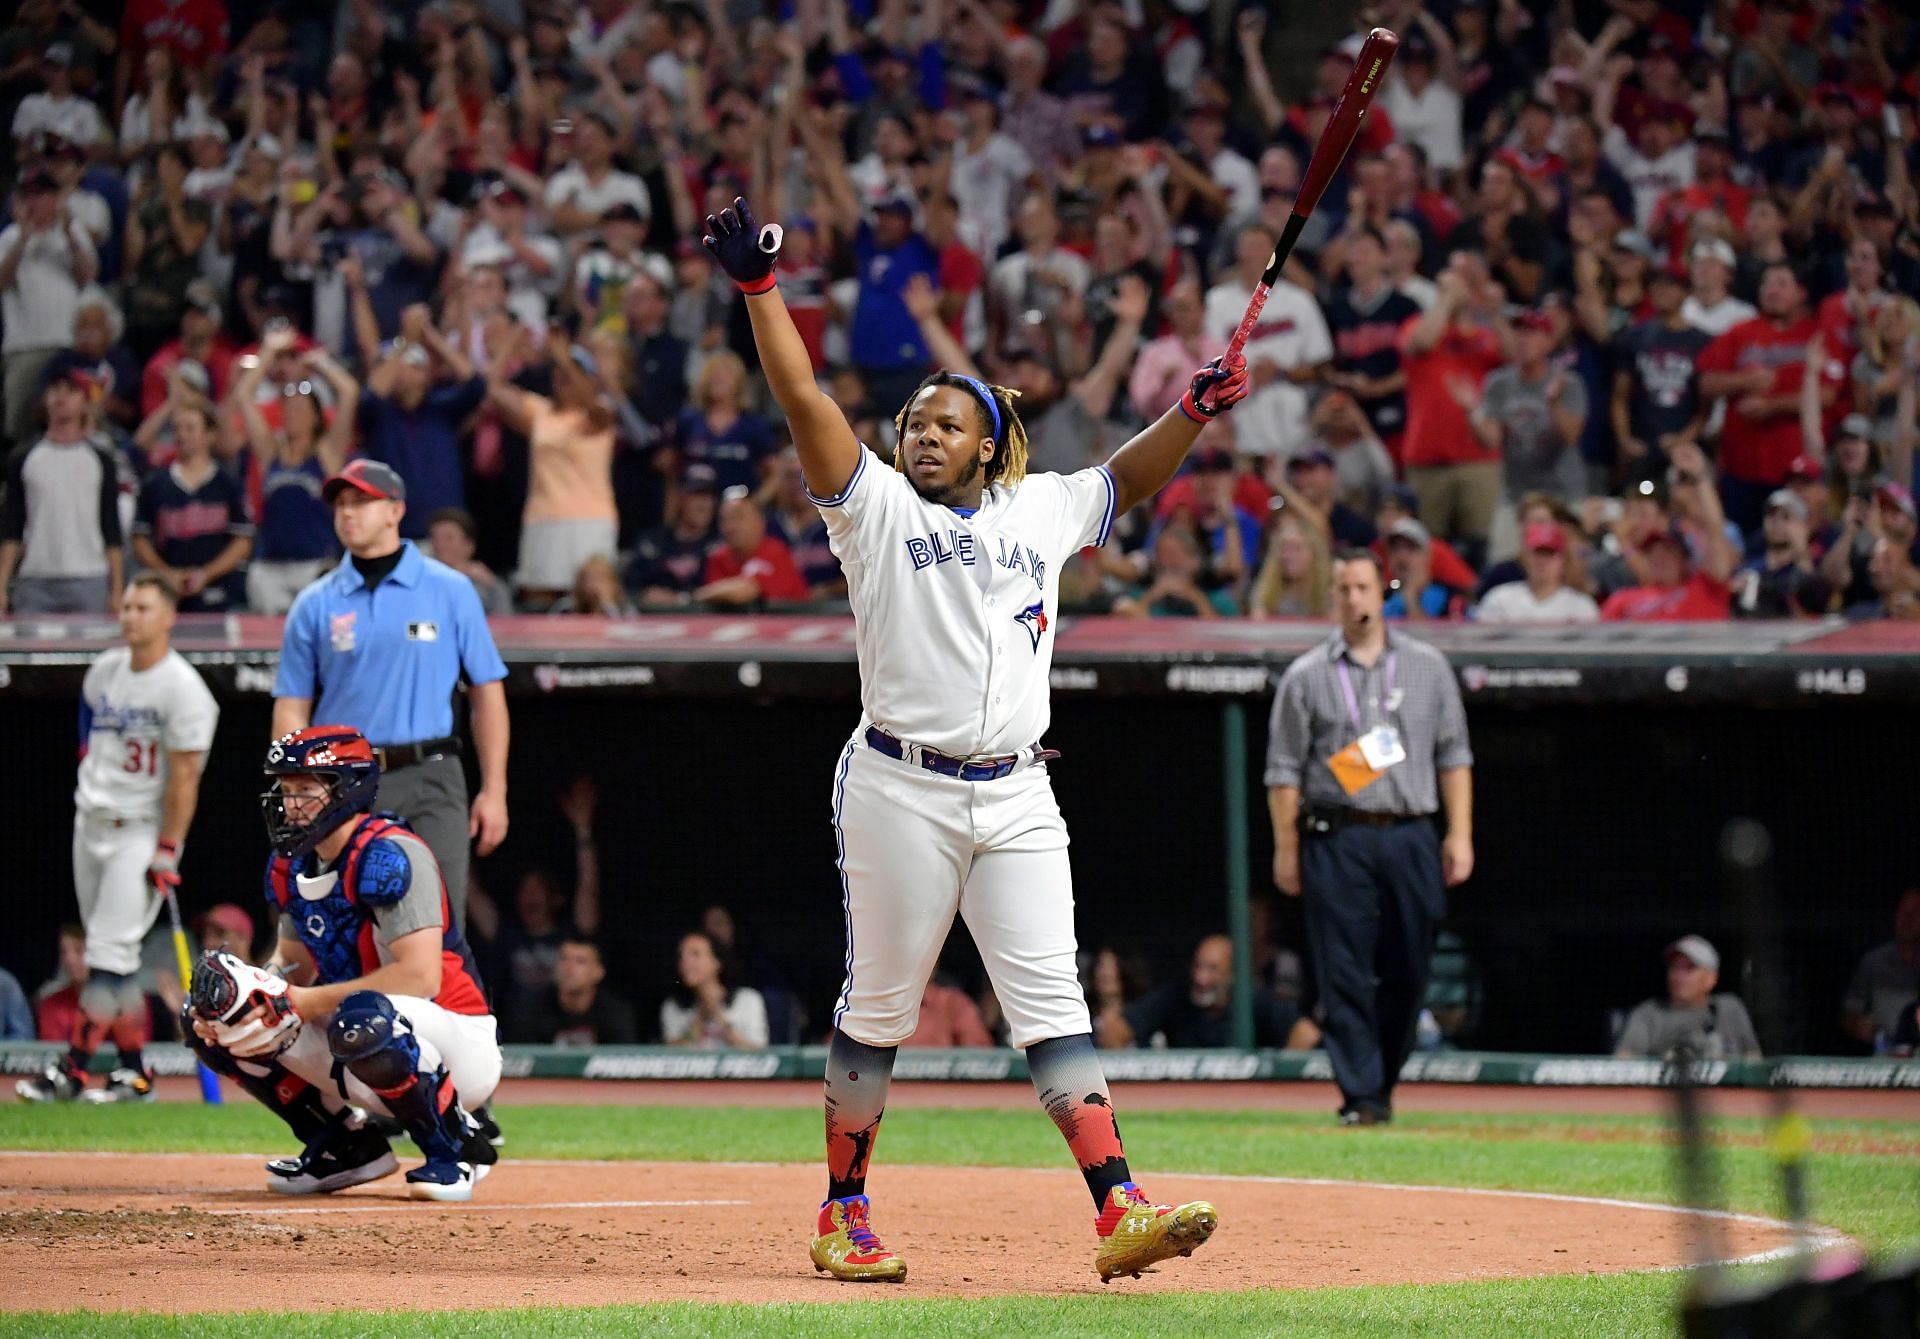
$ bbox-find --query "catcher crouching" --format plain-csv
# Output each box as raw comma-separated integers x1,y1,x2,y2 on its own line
184,726,500,1201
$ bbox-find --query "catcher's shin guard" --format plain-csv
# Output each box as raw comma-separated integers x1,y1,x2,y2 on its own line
180,1003,332,1141
327,991,495,1197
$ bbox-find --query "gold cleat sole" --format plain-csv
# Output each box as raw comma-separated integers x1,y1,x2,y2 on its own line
1097,1200,1219,1282
810,1241,908,1283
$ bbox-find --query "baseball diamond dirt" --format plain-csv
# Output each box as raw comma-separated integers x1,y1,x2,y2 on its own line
0,1153,1807,1313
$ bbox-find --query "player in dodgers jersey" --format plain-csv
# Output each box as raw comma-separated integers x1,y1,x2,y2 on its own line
19,573,219,1106
707,197,1251,1283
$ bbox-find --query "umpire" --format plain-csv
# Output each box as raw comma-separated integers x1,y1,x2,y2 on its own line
271,459,509,930
1265,549,1474,1126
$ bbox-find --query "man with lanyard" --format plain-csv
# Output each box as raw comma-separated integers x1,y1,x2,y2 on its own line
1265,549,1475,1125
271,458,509,938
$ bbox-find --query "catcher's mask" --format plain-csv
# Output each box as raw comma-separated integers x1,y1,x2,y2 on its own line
260,726,381,858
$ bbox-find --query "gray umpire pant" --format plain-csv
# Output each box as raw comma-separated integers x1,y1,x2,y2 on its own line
374,754,471,931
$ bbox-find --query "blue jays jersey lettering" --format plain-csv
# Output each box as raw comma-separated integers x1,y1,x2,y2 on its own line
811,449,1115,757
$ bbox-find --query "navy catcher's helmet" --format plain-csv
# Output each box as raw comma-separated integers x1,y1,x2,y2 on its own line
260,726,381,858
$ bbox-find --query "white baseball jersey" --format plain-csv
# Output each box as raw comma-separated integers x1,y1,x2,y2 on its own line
811,448,1117,757
75,648,219,820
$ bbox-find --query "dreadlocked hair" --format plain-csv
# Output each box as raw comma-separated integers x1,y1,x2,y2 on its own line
892,370,1030,488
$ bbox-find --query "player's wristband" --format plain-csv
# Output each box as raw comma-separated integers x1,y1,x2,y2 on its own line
735,271,777,296
1177,387,1210,424
155,838,179,859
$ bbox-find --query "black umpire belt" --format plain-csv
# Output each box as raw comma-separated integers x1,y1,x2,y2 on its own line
864,725,1059,782
372,737,462,771
1299,805,1429,835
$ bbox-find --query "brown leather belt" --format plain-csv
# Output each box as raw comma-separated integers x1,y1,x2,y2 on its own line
372,737,460,771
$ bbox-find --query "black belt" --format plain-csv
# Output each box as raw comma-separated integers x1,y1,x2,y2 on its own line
1300,805,1427,835
372,737,461,771
864,725,1058,782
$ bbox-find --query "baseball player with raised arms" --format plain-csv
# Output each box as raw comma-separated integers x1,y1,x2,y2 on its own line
182,725,500,1201
19,573,217,1105
705,197,1251,1283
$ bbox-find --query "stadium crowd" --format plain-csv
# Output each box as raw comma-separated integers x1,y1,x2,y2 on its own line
1,0,1919,624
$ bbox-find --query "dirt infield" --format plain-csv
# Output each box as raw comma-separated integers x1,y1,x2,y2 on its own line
0,1152,1813,1313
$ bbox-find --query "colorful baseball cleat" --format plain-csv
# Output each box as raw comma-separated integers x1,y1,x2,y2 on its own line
810,1194,908,1282
266,1115,399,1195
1094,1183,1219,1282
15,1060,84,1104
79,1067,156,1104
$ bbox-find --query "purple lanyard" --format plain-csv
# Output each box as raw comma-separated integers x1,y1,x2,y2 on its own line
1335,652,1397,734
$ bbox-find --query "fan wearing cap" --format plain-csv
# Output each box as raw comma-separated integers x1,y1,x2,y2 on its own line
0,364,122,614
1679,237,1755,336
1374,15,1464,174
11,41,105,150
1474,522,1599,623
1731,488,1828,618
626,463,720,606
1596,88,1695,231
1381,518,1466,620
1599,521,1734,622
0,165,99,445
462,179,565,331
571,200,666,335
1615,936,1761,1061
271,456,510,934
141,279,237,418
1611,259,1710,481
1467,307,1588,519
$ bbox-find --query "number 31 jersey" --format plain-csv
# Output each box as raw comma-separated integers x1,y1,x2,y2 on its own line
75,647,220,821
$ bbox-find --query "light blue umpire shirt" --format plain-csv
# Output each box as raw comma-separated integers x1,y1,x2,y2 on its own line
273,541,507,746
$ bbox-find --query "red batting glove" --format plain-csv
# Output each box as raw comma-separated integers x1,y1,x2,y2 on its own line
1178,354,1251,423
148,838,181,899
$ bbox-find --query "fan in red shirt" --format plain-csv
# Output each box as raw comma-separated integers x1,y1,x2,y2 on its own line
119,0,228,88
1601,527,1736,621
141,280,237,417
1649,131,1749,268
1697,262,1840,528
698,490,810,605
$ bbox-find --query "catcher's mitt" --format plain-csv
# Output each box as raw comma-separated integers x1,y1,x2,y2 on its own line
190,950,302,1059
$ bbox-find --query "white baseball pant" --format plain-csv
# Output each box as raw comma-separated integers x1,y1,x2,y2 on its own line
828,733,1094,1049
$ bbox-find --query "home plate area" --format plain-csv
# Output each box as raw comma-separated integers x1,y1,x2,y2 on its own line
0,1153,1802,1312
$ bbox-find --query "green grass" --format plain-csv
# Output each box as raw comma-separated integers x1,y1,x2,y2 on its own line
3,1102,1915,1337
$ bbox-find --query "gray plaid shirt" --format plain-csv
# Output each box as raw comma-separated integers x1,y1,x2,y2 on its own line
1264,629,1473,815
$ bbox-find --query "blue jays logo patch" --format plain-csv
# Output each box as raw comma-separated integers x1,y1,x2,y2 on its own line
1015,601,1049,650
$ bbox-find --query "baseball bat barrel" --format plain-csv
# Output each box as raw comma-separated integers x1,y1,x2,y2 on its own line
1294,27,1400,223
1228,28,1398,362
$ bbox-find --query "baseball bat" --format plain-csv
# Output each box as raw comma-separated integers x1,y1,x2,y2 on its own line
1226,27,1400,361
160,878,222,1104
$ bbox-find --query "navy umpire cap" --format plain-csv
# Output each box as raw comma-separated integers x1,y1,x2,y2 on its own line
323,459,407,504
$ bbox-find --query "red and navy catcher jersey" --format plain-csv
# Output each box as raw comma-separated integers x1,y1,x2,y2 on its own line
265,812,489,1016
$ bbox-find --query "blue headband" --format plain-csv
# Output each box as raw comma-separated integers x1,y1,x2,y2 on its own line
951,375,1002,445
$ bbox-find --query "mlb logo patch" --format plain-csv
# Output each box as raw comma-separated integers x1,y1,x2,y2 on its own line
407,621,439,642
329,612,356,652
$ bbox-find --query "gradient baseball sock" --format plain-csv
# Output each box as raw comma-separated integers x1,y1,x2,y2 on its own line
824,1030,897,1201
65,1014,107,1079
1028,1033,1132,1209
111,1016,147,1077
